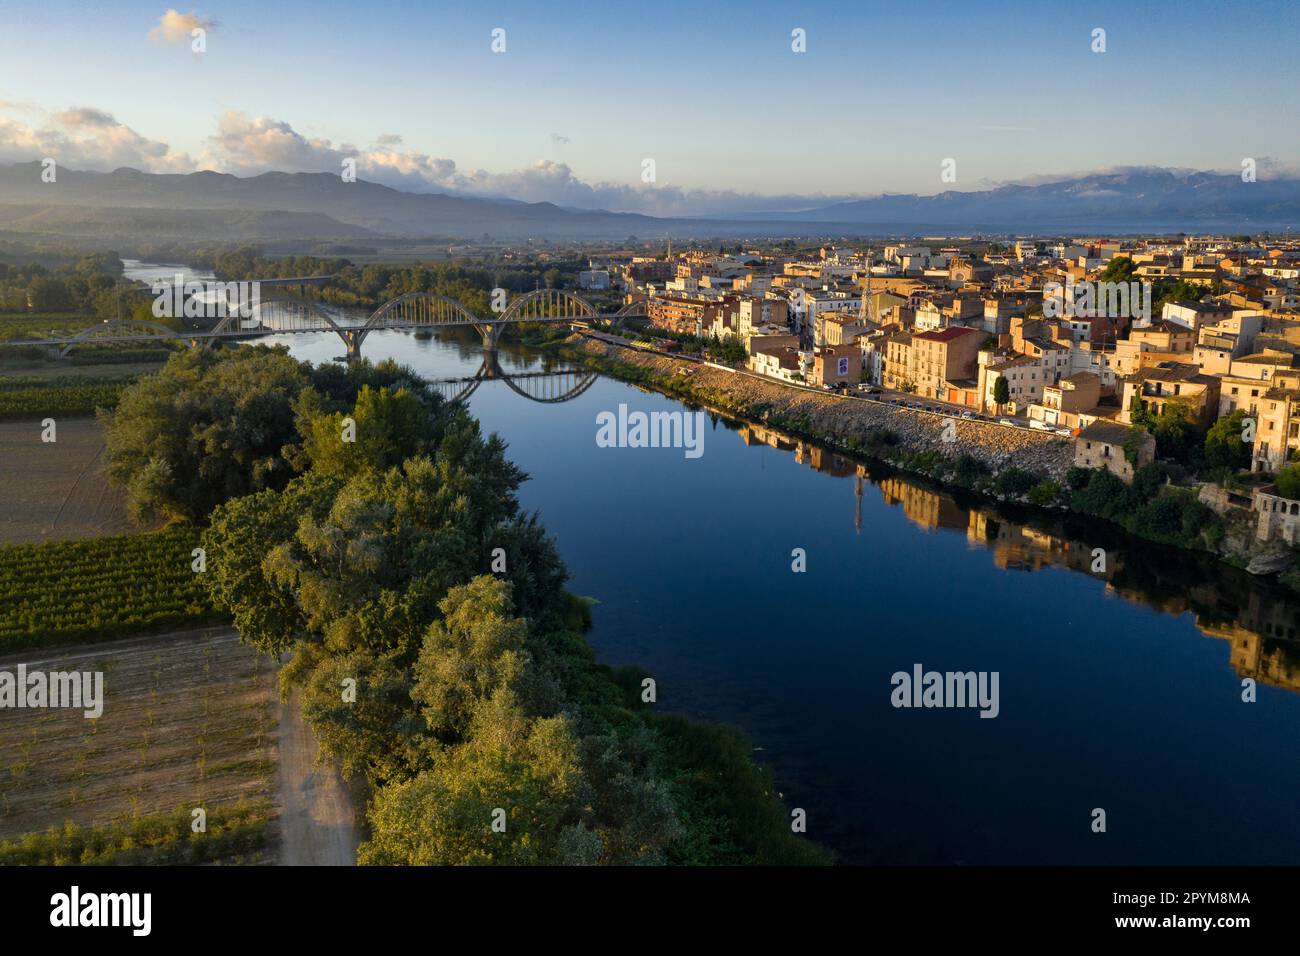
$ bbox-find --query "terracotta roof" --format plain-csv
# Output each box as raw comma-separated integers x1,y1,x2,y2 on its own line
914,326,980,343
1078,420,1138,445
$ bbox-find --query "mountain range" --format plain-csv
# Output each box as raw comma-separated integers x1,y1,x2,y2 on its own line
0,162,1296,242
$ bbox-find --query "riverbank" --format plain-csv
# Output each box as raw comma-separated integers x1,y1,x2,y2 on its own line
573,334,1073,476
552,332,1296,583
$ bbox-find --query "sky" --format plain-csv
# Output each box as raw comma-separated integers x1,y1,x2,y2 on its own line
0,0,1298,215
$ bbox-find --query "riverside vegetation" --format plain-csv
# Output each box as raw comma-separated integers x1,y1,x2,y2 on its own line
73,345,824,865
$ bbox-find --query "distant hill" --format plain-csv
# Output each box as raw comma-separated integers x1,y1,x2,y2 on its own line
741,169,1300,233
0,162,1295,241
0,163,681,241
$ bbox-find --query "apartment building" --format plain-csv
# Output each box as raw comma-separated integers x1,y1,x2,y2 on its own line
1119,361,1221,424
1250,370,1300,473
888,326,983,404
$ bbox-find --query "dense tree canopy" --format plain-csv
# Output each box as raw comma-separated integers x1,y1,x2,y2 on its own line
102,346,821,865
101,347,314,523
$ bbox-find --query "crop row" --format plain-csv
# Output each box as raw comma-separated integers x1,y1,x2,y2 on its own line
0,383,125,420
0,528,222,649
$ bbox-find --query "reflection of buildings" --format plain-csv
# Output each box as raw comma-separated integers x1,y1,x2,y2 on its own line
966,513,1124,577
727,419,1300,696
738,423,798,453
1202,621,1300,693
878,478,967,532
795,441,857,477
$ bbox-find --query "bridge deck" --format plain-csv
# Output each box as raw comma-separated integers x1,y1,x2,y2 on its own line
1,312,636,348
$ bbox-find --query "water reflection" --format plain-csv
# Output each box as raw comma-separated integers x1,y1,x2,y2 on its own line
734,421,1300,696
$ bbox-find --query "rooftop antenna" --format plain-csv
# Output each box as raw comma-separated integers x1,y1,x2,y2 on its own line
859,249,875,325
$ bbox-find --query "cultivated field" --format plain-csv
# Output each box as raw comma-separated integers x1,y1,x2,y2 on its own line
0,416,131,544
0,627,278,848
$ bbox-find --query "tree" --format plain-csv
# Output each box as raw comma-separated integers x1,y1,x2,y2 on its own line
1203,409,1252,476
297,384,443,480
992,376,1010,413
1275,464,1300,500
411,576,535,744
26,276,72,312
1098,256,1136,284
101,347,313,523
994,467,1035,496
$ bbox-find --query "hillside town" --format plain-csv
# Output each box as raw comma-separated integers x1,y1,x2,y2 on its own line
580,237,1300,550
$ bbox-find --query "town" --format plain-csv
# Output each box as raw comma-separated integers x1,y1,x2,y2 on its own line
574,236,1300,549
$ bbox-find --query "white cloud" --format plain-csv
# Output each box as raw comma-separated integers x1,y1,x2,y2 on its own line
0,106,195,172
7,106,1281,217
149,9,215,44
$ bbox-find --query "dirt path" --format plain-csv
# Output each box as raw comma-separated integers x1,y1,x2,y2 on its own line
277,688,359,866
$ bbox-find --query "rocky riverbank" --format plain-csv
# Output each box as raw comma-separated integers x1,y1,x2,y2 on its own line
571,335,1074,480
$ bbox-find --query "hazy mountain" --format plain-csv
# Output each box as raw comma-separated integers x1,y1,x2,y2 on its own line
0,163,682,241
0,162,1296,241
744,169,1300,233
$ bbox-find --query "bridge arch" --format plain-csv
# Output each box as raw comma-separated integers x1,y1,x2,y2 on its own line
610,300,646,327
210,296,345,336
365,292,482,331
58,320,184,358
498,367,598,403
499,288,598,323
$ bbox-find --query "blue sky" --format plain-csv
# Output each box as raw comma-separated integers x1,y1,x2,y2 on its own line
1,0,1297,213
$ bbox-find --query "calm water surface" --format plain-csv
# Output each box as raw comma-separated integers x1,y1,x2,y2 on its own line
265,326,1300,865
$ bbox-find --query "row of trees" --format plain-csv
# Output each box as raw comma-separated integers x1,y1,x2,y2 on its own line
204,247,573,315
0,253,136,317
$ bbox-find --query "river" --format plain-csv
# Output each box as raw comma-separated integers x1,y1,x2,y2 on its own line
253,323,1299,865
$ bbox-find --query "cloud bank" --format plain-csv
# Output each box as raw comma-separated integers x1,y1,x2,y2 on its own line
1,102,1291,217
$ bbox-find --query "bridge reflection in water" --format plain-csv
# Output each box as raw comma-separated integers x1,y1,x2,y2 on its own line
735,420,1300,697
427,351,598,404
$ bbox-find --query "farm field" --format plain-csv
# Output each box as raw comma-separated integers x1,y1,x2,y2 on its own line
0,416,131,543
0,627,278,854
0,361,161,383
0,527,218,650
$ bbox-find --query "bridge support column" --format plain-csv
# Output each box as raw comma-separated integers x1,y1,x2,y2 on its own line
474,323,504,353
339,329,367,362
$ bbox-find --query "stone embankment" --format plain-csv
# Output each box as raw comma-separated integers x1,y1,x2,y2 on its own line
576,337,1074,481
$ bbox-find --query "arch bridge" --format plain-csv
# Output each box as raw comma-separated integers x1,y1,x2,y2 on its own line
4,288,646,361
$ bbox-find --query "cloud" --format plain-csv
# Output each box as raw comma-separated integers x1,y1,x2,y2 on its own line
0,105,870,214
0,106,194,172
55,107,118,128
149,9,215,44
549,133,570,145
8,105,1287,217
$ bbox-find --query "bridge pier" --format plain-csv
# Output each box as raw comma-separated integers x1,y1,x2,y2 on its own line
339,328,367,362
474,322,504,353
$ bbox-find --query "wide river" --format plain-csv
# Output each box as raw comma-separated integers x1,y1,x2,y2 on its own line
257,324,1298,865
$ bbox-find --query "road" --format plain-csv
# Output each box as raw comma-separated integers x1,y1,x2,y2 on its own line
277,687,359,866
